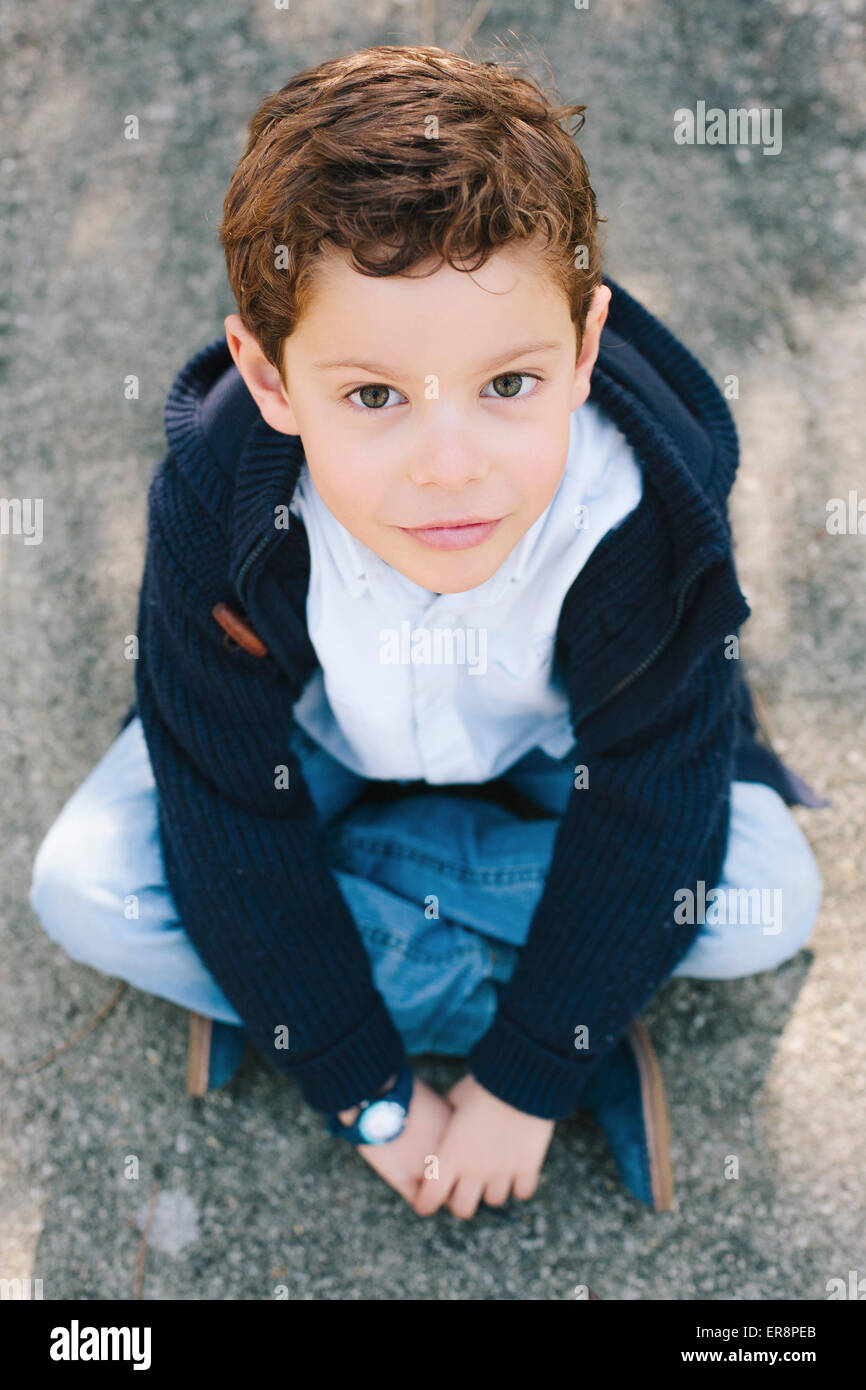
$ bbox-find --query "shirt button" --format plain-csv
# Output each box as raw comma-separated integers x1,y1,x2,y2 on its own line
489,949,498,963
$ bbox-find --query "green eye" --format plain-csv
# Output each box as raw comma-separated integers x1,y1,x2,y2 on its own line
481,372,541,400
357,384,393,409
489,373,524,398
346,372,541,410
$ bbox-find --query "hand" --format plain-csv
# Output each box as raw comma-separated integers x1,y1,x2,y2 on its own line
347,1073,455,1210
411,1073,555,1220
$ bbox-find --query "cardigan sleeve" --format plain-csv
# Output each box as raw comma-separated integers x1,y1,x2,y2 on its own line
466,639,740,1119
134,459,406,1113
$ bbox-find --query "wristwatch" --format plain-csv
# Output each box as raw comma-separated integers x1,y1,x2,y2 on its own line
326,1061,414,1145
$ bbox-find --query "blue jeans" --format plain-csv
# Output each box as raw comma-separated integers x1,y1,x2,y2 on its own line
29,716,822,1057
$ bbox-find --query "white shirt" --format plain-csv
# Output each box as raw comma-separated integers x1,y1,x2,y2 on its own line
289,401,643,784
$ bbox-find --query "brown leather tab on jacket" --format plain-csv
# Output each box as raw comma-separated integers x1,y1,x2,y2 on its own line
211,602,269,657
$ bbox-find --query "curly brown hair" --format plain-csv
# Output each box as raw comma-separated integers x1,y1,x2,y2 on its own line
218,44,602,388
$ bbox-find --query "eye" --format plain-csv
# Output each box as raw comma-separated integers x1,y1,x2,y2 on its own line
481,372,542,400
343,372,543,411
345,384,407,410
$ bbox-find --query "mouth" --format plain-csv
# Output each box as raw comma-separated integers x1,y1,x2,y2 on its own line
398,517,504,551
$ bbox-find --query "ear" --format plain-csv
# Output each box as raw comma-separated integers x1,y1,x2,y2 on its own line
569,284,611,413
224,314,302,435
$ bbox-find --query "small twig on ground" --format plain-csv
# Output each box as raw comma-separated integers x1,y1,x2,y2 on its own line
0,981,127,1075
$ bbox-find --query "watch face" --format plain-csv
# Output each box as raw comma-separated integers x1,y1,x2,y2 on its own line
358,1099,406,1144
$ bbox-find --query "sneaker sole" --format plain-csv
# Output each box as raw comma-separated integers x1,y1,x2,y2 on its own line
627,1019,674,1212
186,1012,212,1097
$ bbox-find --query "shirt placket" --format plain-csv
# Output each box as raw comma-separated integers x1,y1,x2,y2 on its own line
410,594,481,784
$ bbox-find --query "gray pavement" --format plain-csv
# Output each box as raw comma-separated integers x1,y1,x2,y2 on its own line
1,0,864,1300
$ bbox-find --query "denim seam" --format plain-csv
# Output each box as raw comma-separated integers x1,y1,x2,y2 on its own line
353,917,489,967
325,833,547,886
418,969,500,1055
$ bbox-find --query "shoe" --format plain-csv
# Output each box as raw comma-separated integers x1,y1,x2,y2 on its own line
579,1019,674,1211
186,1012,247,1095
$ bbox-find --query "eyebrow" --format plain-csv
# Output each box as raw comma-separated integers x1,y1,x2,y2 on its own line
312,339,564,375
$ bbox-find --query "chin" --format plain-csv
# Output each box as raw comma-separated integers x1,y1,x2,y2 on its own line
387,527,514,593
418,555,501,594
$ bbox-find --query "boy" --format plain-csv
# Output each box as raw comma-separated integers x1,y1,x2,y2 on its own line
30,45,825,1221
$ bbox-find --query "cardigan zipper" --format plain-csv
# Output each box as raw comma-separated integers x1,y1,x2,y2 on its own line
572,560,708,731
236,529,284,607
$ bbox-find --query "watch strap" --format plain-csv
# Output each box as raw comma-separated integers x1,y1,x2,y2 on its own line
326,1061,414,1144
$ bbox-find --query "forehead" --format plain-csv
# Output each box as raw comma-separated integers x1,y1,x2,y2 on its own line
289,240,570,366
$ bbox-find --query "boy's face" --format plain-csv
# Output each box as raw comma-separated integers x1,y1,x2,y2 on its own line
225,240,610,594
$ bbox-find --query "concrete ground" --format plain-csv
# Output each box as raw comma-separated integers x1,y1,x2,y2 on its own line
1,0,863,1300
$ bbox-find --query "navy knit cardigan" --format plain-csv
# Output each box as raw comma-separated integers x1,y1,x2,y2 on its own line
130,279,822,1120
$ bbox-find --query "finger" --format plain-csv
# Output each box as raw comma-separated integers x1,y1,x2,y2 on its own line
448,1177,485,1221
511,1171,539,1202
361,1152,422,1207
482,1176,513,1208
401,1174,426,1210
412,1165,455,1217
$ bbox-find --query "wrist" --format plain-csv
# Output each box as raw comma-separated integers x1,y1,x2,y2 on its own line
337,1071,399,1125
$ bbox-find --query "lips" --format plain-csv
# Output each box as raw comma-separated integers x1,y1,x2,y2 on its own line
399,518,503,551
405,517,498,529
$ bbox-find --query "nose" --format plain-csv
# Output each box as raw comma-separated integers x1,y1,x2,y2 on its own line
407,412,491,490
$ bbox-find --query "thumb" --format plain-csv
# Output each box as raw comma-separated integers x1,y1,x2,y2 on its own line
445,1075,474,1107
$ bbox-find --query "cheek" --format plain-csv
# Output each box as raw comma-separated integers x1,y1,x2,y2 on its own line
299,407,395,527
313,462,386,528
512,433,568,503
